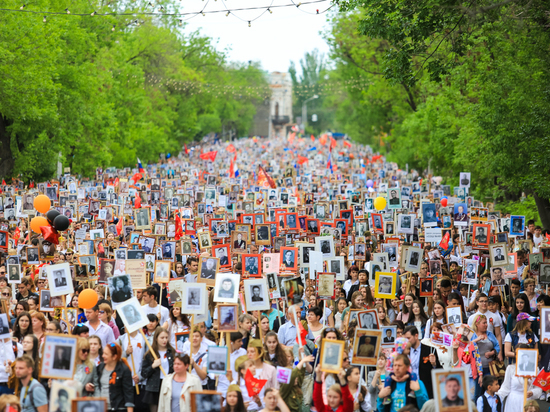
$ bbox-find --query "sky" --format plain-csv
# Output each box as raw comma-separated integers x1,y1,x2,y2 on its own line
181,0,332,74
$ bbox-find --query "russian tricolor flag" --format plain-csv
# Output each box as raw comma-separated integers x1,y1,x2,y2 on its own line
137,158,145,173
327,153,333,174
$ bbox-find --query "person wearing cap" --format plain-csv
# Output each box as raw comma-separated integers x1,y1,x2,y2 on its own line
224,384,247,412
503,312,538,362
158,353,202,412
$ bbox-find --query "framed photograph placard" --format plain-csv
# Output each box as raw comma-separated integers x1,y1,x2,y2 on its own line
206,346,228,375
117,297,149,333
217,304,238,332
181,283,207,315
381,326,397,348
46,263,74,297
373,272,396,299
71,398,107,412
40,333,78,380
351,329,382,366
516,348,538,378
213,273,240,303
357,309,379,329
431,368,472,412
320,339,345,374
243,278,270,311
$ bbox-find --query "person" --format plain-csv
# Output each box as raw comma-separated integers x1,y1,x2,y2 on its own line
313,364,353,412
383,329,394,343
157,353,202,412
85,305,116,347
122,305,142,325
492,268,505,286
282,251,294,268
245,258,258,275
403,325,441,399
96,342,135,412
201,259,216,279
216,247,229,266
15,356,47,412
251,286,262,302
421,278,431,292
141,286,169,326
52,346,71,370
111,276,132,303
476,227,487,243
476,375,501,412
141,328,175,412
233,233,246,249
53,270,67,287
376,354,429,412
73,338,99,397
518,352,535,372
441,377,464,406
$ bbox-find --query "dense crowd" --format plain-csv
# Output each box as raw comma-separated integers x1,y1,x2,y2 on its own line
0,135,545,412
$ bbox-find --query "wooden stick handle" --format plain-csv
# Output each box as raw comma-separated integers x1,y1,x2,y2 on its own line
139,329,167,376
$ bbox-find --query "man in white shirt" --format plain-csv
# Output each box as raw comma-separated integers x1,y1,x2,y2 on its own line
467,293,503,361
184,257,199,283
141,286,169,326
85,306,115,347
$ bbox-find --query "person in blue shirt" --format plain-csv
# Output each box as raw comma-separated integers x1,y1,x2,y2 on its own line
476,375,501,412
377,354,429,412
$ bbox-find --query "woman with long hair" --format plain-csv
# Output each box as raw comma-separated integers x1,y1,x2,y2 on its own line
27,296,39,313
10,301,29,327
96,342,134,411
424,300,447,339
238,313,254,349
173,262,185,278
523,278,539,312
334,298,348,330
507,293,530,333
346,366,369,412
45,320,62,334
143,314,160,345
162,306,190,348
73,337,99,397
263,332,289,368
21,335,40,378
347,270,373,307
259,315,271,340
471,314,500,398
341,291,364,333
158,354,202,412
396,293,416,324
12,312,31,343
406,301,429,338
223,384,247,412
247,339,277,389
89,335,103,366
504,313,538,362
141,327,175,412
375,304,390,327
29,311,46,344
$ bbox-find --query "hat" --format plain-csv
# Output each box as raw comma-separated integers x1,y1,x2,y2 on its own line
488,296,500,304
516,312,531,322
248,339,263,350
234,355,249,372
227,384,241,393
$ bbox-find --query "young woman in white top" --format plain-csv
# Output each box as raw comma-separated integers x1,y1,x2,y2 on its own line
424,300,447,339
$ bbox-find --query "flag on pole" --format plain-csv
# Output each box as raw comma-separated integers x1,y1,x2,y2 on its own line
199,151,218,162
137,158,145,173
257,166,276,189
327,153,333,174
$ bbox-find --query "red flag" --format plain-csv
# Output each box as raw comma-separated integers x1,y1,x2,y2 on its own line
310,134,315,142
226,144,236,153
319,134,327,145
174,214,183,241
329,136,337,150
184,144,189,155
257,166,276,189
534,368,550,391
116,217,123,235
344,140,352,148
200,151,218,162
29,181,34,189
134,197,141,209
296,320,308,345
288,132,296,144
439,232,451,250
131,173,142,184
244,369,268,397
114,177,119,187
13,228,20,246
1,179,5,186
297,156,309,165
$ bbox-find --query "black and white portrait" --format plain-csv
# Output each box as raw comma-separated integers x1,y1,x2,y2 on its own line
181,283,206,314
207,346,228,375
46,263,74,296
358,310,378,329
244,278,269,310
213,273,240,303
108,275,134,307
117,297,148,333
422,203,437,226
199,257,218,281
40,335,78,379
191,392,222,412
516,349,537,377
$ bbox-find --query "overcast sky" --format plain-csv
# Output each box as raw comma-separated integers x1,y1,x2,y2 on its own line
181,0,332,74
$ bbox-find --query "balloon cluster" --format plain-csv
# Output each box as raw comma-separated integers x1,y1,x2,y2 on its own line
29,195,71,244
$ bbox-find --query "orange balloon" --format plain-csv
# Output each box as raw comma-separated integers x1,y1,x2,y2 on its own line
30,216,49,234
79,289,99,309
33,194,51,214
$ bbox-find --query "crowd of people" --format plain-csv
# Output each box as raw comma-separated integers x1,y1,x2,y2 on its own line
0,135,545,412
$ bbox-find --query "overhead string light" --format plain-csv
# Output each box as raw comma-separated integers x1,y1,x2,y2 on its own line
0,0,332,27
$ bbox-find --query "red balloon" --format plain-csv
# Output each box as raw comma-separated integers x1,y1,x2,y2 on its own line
441,198,448,207
40,225,60,244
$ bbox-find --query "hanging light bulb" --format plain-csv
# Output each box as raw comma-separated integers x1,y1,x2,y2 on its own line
20,4,25,10
268,8,272,13
248,21,251,27
65,8,70,14
43,15,47,23
112,24,116,31
91,11,96,16
178,19,183,26
201,12,205,16
226,11,230,16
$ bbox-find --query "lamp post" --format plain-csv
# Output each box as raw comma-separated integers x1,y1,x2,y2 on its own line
302,94,318,132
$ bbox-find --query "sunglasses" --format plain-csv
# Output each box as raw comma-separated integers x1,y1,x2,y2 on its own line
81,349,90,354
1,293,9,297
99,310,105,314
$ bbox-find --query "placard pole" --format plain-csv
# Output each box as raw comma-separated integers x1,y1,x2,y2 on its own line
139,329,167,376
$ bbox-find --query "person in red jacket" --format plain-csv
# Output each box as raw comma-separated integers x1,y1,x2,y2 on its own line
313,364,354,412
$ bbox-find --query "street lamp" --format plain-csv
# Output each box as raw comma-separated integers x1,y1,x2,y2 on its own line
302,94,318,131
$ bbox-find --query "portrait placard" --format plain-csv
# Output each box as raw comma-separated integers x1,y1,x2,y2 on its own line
116,297,148,333
431,368,471,412
71,398,107,412
181,283,207,315
40,334,78,380
125,260,147,289
213,273,240,303
46,263,74,297
516,348,538,378
374,272,396,299
244,278,270,311
351,329,382,366
320,339,345,374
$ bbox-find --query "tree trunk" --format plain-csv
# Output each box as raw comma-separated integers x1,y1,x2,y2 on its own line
0,115,14,179
533,192,550,230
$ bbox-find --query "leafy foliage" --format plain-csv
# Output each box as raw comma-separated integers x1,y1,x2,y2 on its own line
0,0,269,180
